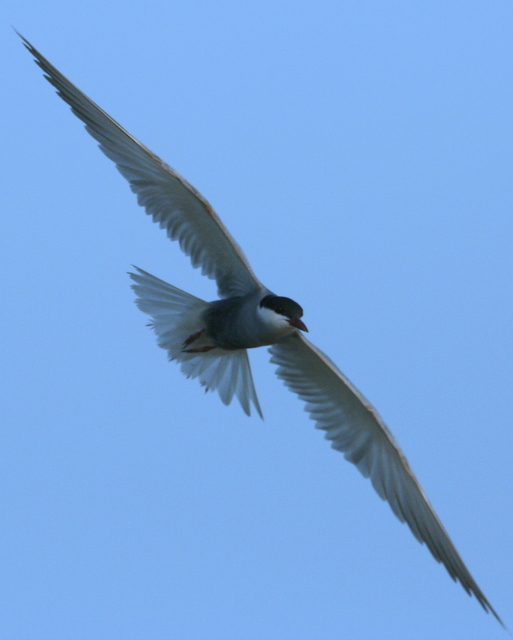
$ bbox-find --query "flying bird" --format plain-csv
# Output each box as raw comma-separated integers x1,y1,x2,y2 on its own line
19,33,503,625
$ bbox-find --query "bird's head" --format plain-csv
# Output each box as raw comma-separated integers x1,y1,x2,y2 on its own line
258,294,308,333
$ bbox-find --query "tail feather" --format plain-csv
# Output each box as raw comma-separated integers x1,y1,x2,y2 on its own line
129,267,263,418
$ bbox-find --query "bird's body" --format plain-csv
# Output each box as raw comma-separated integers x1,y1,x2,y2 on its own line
20,32,503,626
203,291,305,351
205,294,268,350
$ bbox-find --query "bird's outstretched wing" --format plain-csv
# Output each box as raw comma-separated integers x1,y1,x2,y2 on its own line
269,332,502,625
19,33,261,299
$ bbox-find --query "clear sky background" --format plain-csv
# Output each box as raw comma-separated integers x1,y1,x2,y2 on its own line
3,1,513,638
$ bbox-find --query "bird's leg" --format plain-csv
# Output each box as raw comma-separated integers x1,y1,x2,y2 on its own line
182,329,205,348
182,329,216,353
182,345,216,353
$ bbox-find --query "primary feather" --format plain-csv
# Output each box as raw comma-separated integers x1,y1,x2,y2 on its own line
19,33,261,299
270,333,502,623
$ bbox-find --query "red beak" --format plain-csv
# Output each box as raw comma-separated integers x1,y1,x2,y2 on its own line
288,317,308,332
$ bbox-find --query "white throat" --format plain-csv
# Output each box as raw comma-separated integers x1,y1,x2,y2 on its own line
256,304,295,339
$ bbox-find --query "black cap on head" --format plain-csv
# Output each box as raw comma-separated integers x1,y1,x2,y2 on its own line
260,295,304,320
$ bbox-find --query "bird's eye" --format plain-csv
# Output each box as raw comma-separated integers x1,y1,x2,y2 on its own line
276,307,284,315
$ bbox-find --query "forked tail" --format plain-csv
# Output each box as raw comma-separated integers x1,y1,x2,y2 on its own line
129,267,263,417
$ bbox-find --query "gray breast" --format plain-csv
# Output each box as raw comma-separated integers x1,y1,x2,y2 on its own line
203,292,270,350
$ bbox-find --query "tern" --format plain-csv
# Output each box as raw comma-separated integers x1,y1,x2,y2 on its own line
20,33,503,625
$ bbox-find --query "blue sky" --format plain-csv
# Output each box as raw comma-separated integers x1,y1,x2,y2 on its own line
3,1,513,638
